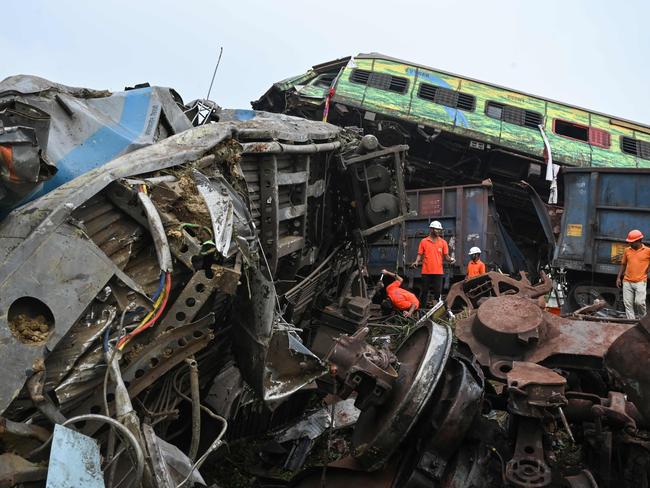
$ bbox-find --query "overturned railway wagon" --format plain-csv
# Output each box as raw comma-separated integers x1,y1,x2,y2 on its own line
254,53,650,172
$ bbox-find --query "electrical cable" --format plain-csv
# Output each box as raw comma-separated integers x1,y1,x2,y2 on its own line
117,272,171,350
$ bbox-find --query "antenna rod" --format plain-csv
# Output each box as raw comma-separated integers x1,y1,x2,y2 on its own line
206,47,223,101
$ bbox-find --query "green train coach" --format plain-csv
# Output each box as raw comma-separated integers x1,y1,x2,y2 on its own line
254,53,650,175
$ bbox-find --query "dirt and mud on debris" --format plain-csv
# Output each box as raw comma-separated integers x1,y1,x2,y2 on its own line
8,314,51,344
170,170,213,229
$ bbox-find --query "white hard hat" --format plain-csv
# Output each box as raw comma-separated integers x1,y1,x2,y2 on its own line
429,220,443,230
469,246,481,255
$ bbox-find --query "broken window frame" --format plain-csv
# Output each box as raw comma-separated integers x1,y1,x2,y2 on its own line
553,119,612,149
621,136,650,160
417,83,476,112
484,101,543,129
349,69,409,94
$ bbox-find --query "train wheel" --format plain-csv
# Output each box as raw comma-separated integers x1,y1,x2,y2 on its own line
568,282,619,311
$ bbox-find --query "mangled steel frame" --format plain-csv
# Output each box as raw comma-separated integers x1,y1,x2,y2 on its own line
440,272,650,488
0,86,418,486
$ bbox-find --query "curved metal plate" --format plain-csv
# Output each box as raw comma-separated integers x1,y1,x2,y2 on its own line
351,321,452,471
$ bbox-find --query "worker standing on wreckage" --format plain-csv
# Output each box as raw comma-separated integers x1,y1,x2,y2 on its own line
466,246,486,279
411,220,454,306
378,268,419,317
616,228,650,319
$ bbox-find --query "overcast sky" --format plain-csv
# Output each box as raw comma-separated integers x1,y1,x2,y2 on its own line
3,0,649,124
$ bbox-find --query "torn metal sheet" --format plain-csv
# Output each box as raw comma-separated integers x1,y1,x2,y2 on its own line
232,266,324,401
193,169,234,257
143,424,205,488
0,125,56,203
46,425,103,488
205,362,245,419
275,398,360,442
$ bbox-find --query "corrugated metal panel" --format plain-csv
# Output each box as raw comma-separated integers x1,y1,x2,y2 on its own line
555,168,650,275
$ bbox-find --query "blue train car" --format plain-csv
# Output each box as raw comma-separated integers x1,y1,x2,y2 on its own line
368,181,526,286
554,168,650,308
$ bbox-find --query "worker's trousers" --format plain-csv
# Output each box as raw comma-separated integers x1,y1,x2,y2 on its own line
622,280,647,320
419,274,444,308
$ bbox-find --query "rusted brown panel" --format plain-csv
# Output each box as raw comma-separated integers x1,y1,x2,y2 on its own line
455,294,634,378
605,321,650,423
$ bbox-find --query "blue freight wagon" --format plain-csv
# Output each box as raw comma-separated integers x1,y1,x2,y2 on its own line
554,168,650,309
368,181,526,288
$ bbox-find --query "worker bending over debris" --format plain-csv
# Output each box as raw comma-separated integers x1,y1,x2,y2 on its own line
616,229,650,319
411,220,455,306
466,246,486,279
379,268,420,317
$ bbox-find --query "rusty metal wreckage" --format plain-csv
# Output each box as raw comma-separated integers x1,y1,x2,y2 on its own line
0,77,649,488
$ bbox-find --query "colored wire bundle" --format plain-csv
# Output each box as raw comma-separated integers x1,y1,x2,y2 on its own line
117,272,171,350
114,182,174,350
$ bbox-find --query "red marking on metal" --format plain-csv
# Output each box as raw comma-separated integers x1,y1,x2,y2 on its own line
0,145,20,182
419,192,442,216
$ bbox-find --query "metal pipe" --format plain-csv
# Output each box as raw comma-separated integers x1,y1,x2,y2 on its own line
137,191,173,272
0,417,51,443
240,140,341,155
176,418,227,488
186,358,201,461
26,370,67,426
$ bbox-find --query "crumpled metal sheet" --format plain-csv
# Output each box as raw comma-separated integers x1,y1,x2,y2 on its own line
193,169,234,257
275,398,360,442
231,266,326,402
0,124,238,413
0,126,56,202
0,75,192,214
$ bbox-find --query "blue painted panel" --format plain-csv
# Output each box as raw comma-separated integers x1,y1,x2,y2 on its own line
38,88,152,199
556,169,650,275
46,424,104,488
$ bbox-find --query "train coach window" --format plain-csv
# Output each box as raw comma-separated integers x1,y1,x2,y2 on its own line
349,69,409,94
554,119,589,142
417,83,476,111
554,119,611,148
621,136,650,160
485,101,542,129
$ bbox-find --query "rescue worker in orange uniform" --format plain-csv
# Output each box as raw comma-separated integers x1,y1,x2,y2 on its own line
379,269,420,318
411,220,455,306
466,246,486,279
616,229,650,320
